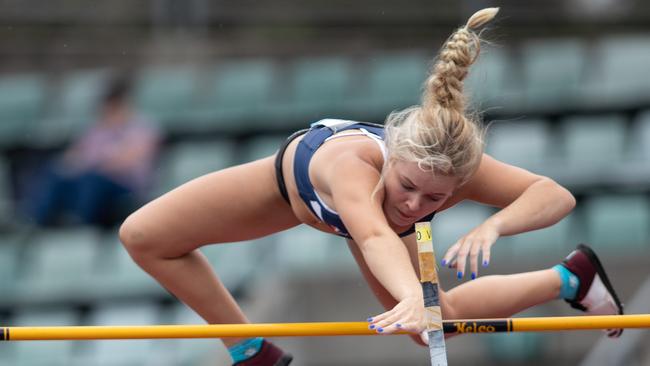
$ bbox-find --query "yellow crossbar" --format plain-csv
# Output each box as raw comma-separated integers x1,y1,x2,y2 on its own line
1,314,649,341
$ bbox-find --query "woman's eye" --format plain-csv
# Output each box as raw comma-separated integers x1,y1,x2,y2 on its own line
401,183,414,191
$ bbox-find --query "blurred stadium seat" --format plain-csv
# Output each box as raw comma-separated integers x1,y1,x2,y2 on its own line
486,118,551,173
0,73,47,148
238,134,286,164
134,65,201,132
630,110,650,162
0,234,20,297
558,115,628,182
7,307,79,366
17,227,102,303
465,47,516,110
521,38,587,110
0,155,14,227
202,237,279,293
188,59,277,133
509,213,576,260
271,224,355,275
78,301,162,366
348,52,429,116
94,230,165,299
274,56,354,123
33,69,111,146
581,35,650,107
583,194,650,253
430,202,493,256
155,139,236,195
164,303,229,366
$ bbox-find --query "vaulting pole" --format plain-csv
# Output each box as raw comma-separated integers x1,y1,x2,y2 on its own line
2,314,649,341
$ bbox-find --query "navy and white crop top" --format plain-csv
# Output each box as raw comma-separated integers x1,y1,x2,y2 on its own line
293,119,435,239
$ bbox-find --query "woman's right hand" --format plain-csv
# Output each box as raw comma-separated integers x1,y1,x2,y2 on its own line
367,296,428,336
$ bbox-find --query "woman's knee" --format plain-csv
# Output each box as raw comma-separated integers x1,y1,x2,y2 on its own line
439,289,459,320
119,212,162,263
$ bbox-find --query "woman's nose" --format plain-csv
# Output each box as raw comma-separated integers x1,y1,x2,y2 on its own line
406,195,420,212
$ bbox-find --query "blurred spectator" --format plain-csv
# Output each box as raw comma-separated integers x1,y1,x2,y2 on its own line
22,76,161,227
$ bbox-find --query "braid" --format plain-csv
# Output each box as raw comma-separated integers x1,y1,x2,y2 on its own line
425,29,477,111
424,7,498,112
384,8,499,186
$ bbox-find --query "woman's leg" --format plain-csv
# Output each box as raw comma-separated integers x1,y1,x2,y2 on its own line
120,156,301,347
397,233,562,319
440,269,561,319
347,235,562,343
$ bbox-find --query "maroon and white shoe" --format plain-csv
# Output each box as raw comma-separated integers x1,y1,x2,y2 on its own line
232,340,293,366
560,243,624,338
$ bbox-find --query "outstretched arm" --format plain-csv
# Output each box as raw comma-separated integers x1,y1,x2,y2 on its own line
320,152,426,335
442,154,576,278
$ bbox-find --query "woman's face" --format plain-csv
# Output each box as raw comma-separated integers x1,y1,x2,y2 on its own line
383,160,458,226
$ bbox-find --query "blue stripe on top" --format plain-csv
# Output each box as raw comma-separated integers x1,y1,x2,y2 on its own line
293,119,435,239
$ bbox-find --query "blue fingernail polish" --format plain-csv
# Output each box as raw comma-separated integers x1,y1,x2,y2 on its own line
441,259,447,266
396,323,402,328
457,271,463,279
471,272,476,280
367,317,373,322
378,328,384,333
369,324,375,329
483,260,489,267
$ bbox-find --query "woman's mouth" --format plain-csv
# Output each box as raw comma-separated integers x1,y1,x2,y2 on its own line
397,209,415,221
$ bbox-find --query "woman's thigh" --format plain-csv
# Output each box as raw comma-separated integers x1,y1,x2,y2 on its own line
121,156,301,258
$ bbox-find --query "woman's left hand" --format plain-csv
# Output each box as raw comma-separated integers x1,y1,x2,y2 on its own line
441,219,501,280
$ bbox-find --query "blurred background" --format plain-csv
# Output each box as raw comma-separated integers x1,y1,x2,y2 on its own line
0,0,649,365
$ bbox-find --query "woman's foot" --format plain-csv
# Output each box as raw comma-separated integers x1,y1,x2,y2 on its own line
559,243,624,337
232,340,293,366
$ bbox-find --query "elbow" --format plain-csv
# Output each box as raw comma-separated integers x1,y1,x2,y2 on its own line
541,177,576,214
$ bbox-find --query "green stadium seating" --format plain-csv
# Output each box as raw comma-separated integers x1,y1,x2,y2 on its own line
521,38,587,110
94,230,165,299
581,36,650,107
133,65,200,131
0,155,13,227
7,307,78,366
509,213,576,260
465,48,515,109
0,235,20,297
238,134,286,164
78,301,161,366
430,202,493,255
188,59,276,132
272,56,353,123
629,110,650,162
202,239,270,292
486,119,551,173
16,228,101,303
33,69,111,146
166,303,230,366
583,194,650,253
0,73,47,148
271,224,355,275
155,139,236,195
559,115,627,180
349,52,429,116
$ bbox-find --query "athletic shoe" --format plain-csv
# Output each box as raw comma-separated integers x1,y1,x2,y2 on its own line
232,340,293,366
560,243,624,337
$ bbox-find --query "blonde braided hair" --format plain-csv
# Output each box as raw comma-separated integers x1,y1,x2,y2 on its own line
383,8,499,186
